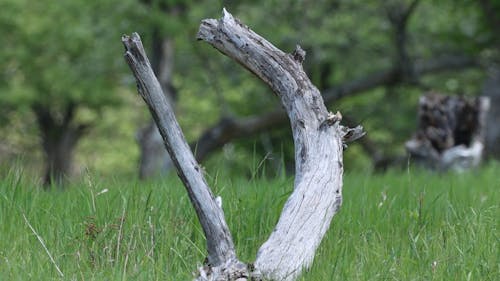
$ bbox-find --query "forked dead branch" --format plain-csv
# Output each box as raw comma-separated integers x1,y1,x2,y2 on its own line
122,9,364,281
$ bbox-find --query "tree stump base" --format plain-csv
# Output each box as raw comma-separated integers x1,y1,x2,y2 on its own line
406,93,490,171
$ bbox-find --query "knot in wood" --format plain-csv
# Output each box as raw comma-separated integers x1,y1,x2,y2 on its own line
292,45,306,63
323,111,342,126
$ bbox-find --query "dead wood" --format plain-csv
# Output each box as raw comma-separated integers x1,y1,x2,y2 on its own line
123,9,364,280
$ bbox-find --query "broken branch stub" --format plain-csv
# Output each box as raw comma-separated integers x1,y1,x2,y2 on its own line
123,8,364,281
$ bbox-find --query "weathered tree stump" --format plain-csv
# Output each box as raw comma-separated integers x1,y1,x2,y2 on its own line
406,92,490,171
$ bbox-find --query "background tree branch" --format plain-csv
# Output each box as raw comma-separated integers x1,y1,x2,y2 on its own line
191,54,477,164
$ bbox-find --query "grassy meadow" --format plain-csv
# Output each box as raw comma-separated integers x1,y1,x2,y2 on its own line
0,163,498,280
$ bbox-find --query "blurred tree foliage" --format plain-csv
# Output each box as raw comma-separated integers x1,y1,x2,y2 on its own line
0,0,148,184
0,0,497,182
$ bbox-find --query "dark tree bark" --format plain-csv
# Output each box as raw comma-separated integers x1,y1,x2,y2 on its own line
123,9,363,280
32,103,87,187
406,93,490,171
386,0,420,82
478,0,500,47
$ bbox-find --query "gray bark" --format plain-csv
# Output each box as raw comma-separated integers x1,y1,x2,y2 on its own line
123,33,236,267
197,10,360,280
123,9,363,281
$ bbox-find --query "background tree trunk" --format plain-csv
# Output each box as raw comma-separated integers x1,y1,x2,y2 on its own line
137,29,176,179
32,103,86,187
137,121,172,179
482,66,500,159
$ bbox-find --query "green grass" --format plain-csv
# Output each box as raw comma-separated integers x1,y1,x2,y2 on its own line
0,164,498,280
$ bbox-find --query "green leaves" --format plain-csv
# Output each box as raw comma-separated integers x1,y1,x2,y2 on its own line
0,0,145,111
